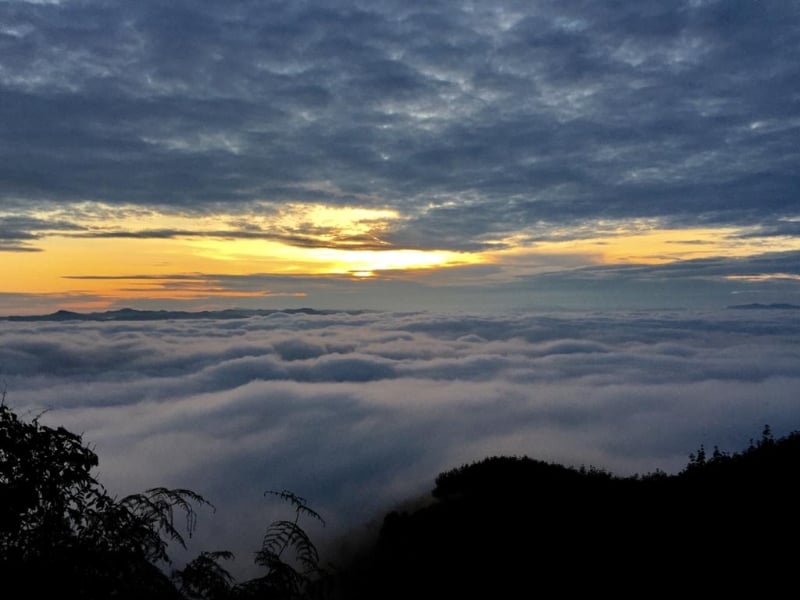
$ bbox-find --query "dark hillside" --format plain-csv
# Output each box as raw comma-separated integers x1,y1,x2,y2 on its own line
340,428,800,598
3,395,798,599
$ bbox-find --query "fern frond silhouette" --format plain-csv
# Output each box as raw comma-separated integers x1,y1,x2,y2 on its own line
252,489,326,598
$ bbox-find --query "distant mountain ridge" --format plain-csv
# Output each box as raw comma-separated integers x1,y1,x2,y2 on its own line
726,302,800,310
2,307,357,322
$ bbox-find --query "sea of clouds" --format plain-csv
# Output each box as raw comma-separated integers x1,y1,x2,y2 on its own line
2,309,799,575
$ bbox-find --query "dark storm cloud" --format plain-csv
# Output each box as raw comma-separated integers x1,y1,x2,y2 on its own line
2,0,798,247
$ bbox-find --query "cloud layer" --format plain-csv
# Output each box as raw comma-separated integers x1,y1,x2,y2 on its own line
3,308,799,574
2,0,799,251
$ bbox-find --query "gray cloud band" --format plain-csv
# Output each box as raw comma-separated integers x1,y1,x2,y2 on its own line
1,0,798,251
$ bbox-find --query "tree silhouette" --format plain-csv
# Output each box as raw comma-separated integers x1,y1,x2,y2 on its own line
0,397,212,598
1,393,329,599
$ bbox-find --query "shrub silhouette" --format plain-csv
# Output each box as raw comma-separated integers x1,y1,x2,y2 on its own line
0,396,326,599
254,490,326,595
345,431,800,598
5,387,799,599
0,397,214,598
204,490,327,599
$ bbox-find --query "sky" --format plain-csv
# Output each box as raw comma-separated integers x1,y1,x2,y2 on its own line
1,0,800,314
3,309,800,575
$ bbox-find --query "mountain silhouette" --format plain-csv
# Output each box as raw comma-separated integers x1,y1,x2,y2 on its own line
340,427,799,598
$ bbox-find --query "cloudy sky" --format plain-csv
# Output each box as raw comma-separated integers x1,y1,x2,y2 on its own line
4,309,800,575
1,0,799,313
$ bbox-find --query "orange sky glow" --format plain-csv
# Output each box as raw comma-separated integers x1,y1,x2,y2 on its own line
3,203,799,314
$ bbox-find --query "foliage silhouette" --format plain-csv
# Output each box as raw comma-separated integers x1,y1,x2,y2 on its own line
259,491,325,573
0,397,327,599
4,387,799,599
224,490,327,599
342,428,800,598
173,551,236,599
0,396,214,598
